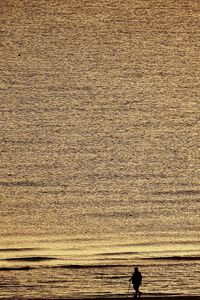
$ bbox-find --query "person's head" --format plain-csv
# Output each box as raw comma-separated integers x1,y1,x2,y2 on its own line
134,267,139,272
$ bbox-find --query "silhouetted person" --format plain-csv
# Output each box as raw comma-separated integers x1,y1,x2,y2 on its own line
129,267,142,299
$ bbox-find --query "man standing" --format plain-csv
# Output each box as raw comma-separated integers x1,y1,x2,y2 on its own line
129,267,142,298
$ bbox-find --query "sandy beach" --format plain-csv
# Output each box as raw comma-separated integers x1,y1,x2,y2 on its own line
64,297,200,300
66,295,200,300
24,296,200,300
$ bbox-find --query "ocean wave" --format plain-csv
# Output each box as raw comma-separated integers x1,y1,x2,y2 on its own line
97,251,139,256
3,256,57,262
0,266,32,271
145,256,200,260
153,190,200,196
0,248,40,252
0,181,44,187
51,264,121,269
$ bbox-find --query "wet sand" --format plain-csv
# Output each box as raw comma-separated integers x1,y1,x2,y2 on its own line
127,296,200,299
35,296,200,300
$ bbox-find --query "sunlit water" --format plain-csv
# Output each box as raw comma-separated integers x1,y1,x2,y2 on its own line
0,0,199,298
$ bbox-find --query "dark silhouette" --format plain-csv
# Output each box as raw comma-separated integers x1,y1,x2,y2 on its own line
129,267,142,299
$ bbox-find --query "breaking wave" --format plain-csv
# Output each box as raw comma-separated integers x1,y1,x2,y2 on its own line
3,256,57,262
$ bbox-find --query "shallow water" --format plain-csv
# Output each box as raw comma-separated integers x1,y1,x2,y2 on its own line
0,0,199,298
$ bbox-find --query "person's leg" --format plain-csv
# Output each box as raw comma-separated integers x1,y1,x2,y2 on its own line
134,285,142,298
138,285,142,298
133,285,138,298
138,290,141,298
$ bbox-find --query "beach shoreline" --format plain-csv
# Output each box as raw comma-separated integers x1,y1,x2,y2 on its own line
18,296,200,300
88,295,200,298
77,297,198,299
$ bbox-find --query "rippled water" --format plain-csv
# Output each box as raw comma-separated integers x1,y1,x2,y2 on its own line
0,0,199,298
